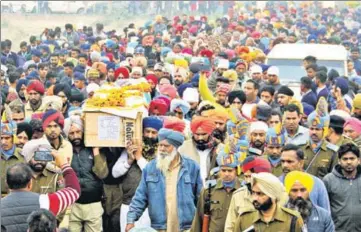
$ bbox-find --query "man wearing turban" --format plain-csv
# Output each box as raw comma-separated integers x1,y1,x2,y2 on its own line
178,116,219,184
300,98,338,178
63,114,108,232
234,172,304,231
344,117,361,151
191,148,242,232
149,98,169,116
203,109,229,143
16,122,33,149
25,80,46,119
263,124,286,177
113,116,163,230
1,121,25,195
126,128,202,232
285,171,334,232
249,121,268,153
42,109,73,168
21,138,65,196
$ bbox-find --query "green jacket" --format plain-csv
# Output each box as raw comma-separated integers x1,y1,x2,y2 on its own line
190,178,241,232
300,140,338,179
1,148,25,195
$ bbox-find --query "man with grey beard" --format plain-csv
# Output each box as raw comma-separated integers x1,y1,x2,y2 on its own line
285,171,334,232
126,128,203,232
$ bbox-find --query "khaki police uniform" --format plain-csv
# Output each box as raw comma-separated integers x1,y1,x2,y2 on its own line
31,168,64,194
190,178,241,232
261,154,283,177
233,206,304,232
1,148,25,196
300,140,338,179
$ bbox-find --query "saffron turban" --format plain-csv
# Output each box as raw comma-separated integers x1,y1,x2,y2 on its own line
191,116,216,134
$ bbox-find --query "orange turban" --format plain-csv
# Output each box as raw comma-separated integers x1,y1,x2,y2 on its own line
163,116,185,133
191,116,216,134
203,109,229,123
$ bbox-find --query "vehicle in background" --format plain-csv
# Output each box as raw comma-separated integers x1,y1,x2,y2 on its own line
266,43,348,99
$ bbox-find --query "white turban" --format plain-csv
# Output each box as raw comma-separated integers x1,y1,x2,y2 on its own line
22,138,52,163
131,66,143,77
249,121,269,133
251,172,286,201
183,88,199,103
43,96,63,112
63,115,84,136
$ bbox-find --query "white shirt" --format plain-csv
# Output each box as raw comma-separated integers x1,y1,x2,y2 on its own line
197,148,211,186
112,150,148,178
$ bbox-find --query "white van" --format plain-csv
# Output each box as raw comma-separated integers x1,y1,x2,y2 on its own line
266,43,348,99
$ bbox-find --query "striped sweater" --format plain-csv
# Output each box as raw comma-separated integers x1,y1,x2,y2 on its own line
39,164,81,215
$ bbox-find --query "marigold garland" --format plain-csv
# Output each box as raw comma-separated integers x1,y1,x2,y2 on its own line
86,82,151,108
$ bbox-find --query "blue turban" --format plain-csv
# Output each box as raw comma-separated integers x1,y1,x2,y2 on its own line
26,71,40,81
107,62,116,71
334,77,349,95
1,121,17,136
158,128,184,148
260,64,270,72
266,126,286,146
16,79,29,93
74,72,86,81
191,74,200,88
80,43,91,51
177,83,193,98
31,49,41,57
105,39,116,49
161,47,172,57
74,65,85,74
143,116,163,131
135,47,145,54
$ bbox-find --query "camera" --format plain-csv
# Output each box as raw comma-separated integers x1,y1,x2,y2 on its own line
34,151,53,162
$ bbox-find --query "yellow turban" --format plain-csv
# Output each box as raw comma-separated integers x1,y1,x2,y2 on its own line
353,94,361,110
174,59,188,69
284,171,314,194
222,70,238,81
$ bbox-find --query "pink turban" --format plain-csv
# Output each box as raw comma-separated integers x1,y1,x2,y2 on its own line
344,117,361,135
160,85,177,100
163,116,186,133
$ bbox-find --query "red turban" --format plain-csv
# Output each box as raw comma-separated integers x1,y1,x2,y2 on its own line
175,25,184,34
27,80,45,95
200,49,213,59
146,74,158,85
191,116,216,134
114,67,130,79
149,99,168,116
163,116,185,133
160,85,177,100
242,156,272,173
42,109,64,131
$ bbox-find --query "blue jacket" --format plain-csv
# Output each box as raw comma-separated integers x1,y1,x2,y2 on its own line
302,90,318,108
127,155,203,230
306,204,334,232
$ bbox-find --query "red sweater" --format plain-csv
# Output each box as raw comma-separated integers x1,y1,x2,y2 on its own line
39,164,81,215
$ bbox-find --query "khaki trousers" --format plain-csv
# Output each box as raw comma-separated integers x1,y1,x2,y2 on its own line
69,202,104,232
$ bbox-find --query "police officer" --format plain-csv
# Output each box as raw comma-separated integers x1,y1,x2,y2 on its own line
1,122,25,196
300,98,338,178
190,147,242,232
22,139,64,194
234,172,304,232
263,124,286,177
326,115,354,151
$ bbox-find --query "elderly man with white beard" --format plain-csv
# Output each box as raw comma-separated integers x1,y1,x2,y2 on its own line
126,128,203,232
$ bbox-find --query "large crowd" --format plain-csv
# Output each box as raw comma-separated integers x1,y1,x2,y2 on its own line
1,1,361,232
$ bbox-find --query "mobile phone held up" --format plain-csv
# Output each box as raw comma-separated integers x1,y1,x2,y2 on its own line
34,151,53,162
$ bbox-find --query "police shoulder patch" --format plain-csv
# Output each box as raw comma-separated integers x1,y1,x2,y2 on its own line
281,206,301,217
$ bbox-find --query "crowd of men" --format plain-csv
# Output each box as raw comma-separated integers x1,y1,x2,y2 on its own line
1,1,361,232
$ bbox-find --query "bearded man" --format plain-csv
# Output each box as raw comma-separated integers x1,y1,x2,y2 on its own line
126,128,202,232
285,171,334,232
113,116,163,230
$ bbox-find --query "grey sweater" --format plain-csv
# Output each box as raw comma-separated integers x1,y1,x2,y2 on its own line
323,165,361,232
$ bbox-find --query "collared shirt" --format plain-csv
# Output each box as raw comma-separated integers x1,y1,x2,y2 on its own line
165,158,181,232
285,125,309,146
24,101,45,120
316,85,327,95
